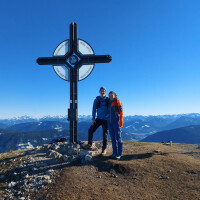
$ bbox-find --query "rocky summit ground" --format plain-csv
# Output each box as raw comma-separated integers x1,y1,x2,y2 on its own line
0,141,200,200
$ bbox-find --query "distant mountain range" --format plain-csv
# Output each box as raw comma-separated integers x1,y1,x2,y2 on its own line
1,113,200,134
122,113,200,141
0,115,91,127
140,125,200,144
0,113,200,153
163,116,200,130
7,121,69,132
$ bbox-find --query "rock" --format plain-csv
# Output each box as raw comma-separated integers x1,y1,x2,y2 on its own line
8,181,16,188
153,150,161,153
27,163,34,167
31,167,37,171
79,150,89,157
91,146,99,151
111,174,118,178
90,151,98,156
71,155,79,161
25,174,29,179
187,170,197,174
34,176,42,183
43,175,51,180
49,150,62,159
16,165,24,169
93,142,101,149
56,145,68,154
48,169,54,174
80,149,96,157
42,144,49,150
68,143,80,149
159,175,169,179
3,141,101,199
68,148,79,156
62,155,70,162
50,143,60,150
27,156,32,161
84,154,92,161
36,146,43,150
75,144,80,149
0,174,5,179
44,179,52,184
80,150,96,164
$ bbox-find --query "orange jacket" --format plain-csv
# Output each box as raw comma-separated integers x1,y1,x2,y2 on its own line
110,99,123,127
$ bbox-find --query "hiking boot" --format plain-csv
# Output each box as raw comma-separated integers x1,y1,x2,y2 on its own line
109,153,116,159
82,144,92,150
116,155,122,160
101,149,107,156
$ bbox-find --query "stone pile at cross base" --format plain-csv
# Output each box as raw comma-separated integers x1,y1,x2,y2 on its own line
1,141,108,200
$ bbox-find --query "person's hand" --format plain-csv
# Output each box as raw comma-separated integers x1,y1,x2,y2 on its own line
92,120,96,126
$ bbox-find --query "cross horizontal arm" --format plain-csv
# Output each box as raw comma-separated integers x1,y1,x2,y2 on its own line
80,55,112,64
37,56,66,65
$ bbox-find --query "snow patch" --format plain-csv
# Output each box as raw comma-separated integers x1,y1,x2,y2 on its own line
141,125,150,128
54,125,63,131
17,142,34,150
38,122,42,126
125,125,132,128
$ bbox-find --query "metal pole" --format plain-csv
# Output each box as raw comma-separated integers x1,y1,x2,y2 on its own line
70,22,77,53
68,22,78,143
74,68,78,143
69,68,74,143
69,68,78,143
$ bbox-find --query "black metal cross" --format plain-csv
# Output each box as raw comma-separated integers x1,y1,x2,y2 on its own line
37,22,112,143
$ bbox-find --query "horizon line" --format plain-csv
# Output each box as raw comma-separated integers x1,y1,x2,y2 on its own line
0,112,200,120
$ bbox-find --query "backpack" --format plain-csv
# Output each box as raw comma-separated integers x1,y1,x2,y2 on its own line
96,97,109,109
49,137,67,144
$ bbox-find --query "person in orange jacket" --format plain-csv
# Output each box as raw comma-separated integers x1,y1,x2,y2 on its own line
107,91,123,159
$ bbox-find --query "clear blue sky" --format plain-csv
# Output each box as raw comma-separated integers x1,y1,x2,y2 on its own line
0,0,200,118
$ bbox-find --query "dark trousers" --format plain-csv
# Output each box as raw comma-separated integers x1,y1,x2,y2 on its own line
88,118,108,150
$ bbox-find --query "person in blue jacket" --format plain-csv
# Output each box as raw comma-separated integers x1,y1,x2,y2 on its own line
86,86,109,155
108,91,123,159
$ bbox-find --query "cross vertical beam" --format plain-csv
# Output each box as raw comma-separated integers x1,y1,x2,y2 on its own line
70,22,77,52
68,23,78,143
69,68,78,143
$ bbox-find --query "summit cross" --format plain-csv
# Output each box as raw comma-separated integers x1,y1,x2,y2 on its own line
37,22,112,143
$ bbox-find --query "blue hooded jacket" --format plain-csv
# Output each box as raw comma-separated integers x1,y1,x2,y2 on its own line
92,96,108,120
